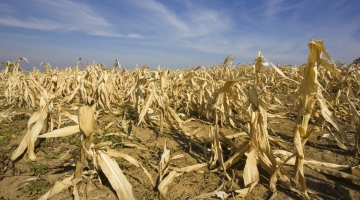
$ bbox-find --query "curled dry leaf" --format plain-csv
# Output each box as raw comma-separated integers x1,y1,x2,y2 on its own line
93,149,135,200
38,176,73,200
158,171,180,198
38,125,80,138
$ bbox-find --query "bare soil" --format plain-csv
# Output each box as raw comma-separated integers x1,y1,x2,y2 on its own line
0,95,360,200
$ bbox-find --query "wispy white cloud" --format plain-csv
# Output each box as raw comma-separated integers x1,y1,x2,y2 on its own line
183,8,231,37
127,0,231,38
263,0,305,19
84,30,143,39
0,0,143,38
0,17,61,31
131,0,189,33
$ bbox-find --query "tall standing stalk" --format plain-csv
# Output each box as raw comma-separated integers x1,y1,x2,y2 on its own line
293,39,337,195
75,105,96,179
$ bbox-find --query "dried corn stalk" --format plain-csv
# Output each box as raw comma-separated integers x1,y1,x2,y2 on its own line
74,105,96,179
292,39,344,196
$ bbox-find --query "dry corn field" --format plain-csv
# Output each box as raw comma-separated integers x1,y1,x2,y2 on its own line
0,39,360,200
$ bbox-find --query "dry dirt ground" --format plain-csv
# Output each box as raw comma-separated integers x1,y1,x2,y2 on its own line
0,94,360,200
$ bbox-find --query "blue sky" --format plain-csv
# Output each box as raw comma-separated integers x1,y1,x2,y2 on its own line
0,0,359,70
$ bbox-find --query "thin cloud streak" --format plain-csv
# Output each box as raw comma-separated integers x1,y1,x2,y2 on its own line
0,17,60,31
264,0,306,19
132,0,189,33
128,0,231,38
0,0,143,38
